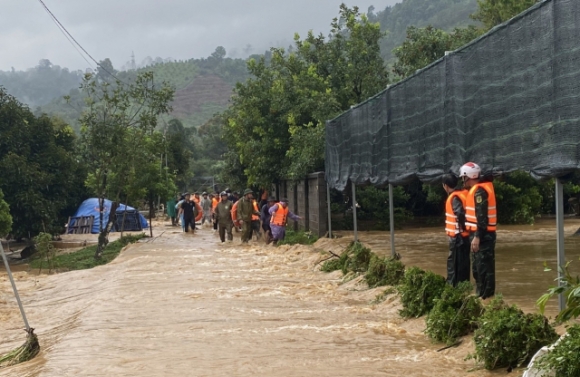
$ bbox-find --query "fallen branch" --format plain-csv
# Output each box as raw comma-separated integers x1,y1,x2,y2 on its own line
0,328,40,367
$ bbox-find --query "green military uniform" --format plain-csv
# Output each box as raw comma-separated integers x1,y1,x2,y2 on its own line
471,187,496,299
237,189,258,243
215,200,234,242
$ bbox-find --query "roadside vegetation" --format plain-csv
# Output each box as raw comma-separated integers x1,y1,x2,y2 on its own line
30,234,145,271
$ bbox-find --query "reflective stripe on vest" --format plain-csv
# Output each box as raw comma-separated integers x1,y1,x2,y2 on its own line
465,182,497,232
270,203,289,226
445,190,469,237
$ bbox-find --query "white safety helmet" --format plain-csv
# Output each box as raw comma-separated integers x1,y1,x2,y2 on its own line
459,162,481,179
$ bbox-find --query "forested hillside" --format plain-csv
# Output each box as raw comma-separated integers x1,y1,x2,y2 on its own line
369,0,479,61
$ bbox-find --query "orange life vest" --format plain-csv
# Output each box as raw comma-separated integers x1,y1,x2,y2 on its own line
211,197,218,213
270,203,289,226
231,201,239,224
465,182,497,232
445,190,469,237
252,200,260,221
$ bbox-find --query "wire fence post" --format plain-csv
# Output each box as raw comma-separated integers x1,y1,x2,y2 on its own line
555,178,566,312
389,183,396,257
352,181,358,242
326,182,332,239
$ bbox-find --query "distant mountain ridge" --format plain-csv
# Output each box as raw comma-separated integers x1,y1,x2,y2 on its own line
0,0,479,129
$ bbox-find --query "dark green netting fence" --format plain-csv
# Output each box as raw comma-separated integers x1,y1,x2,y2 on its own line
325,0,580,191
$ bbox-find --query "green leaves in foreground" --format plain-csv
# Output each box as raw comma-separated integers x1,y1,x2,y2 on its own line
537,259,580,323
469,296,558,370
425,282,482,345
534,324,580,377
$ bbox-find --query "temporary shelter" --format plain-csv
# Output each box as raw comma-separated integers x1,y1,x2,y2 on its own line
68,198,148,234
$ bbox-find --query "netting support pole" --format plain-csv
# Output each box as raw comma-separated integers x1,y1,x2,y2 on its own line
389,184,396,257
555,178,566,312
352,181,358,242
0,242,30,330
326,182,332,239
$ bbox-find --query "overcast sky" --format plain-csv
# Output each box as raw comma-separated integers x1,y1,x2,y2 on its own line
0,0,400,72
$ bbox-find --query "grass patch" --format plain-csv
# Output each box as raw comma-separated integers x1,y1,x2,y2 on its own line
398,267,446,318
30,234,145,271
278,230,318,246
468,295,558,370
425,282,483,345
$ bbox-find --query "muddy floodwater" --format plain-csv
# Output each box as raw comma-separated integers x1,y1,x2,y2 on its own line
1,219,579,376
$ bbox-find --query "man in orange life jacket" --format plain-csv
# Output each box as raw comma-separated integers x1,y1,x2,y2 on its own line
268,198,301,245
460,162,497,299
442,173,470,287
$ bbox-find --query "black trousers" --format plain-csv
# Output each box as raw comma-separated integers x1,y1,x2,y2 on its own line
184,216,196,233
447,235,471,287
471,232,496,299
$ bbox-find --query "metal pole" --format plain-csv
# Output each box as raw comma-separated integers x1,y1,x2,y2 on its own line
555,178,566,312
0,242,30,330
389,183,396,257
352,181,358,242
326,182,332,239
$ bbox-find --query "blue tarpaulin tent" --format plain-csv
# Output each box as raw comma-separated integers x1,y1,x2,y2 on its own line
70,198,148,234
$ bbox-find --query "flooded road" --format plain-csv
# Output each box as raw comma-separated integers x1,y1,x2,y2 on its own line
1,219,578,376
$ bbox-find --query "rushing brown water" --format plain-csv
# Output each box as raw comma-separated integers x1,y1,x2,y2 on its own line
1,219,578,376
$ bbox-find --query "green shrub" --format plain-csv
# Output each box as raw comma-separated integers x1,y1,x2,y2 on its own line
425,282,483,345
398,267,446,318
372,287,397,304
320,252,349,272
341,242,372,274
534,325,580,377
469,296,558,370
365,254,405,288
278,230,318,246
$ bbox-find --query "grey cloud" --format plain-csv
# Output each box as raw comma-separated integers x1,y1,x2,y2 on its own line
0,0,399,71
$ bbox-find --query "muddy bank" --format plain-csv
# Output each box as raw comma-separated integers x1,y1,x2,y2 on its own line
1,221,577,376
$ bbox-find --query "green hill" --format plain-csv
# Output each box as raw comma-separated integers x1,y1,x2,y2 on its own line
369,0,479,62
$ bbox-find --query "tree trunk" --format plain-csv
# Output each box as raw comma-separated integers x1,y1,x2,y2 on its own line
95,201,119,259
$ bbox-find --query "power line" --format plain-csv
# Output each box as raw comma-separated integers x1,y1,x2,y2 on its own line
36,0,125,83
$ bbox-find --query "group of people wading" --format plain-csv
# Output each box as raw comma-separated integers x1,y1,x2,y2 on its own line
168,188,300,245
444,162,497,299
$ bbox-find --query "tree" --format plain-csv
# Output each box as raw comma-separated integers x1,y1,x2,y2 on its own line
224,5,389,186
0,189,12,237
211,46,226,62
393,25,482,79
0,88,87,239
471,0,539,30
79,71,174,258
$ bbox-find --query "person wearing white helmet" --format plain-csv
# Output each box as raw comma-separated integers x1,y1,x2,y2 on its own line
460,162,497,299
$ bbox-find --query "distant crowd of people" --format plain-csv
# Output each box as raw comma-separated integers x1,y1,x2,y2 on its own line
166,189,300,245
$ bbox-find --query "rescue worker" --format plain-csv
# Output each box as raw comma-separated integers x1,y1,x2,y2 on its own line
460,162,497,299
211,193,219,232
200,192,212,227
268,198,300,245
442,173,470,286
193,192,201,204
215,191,234,243
251,199,261,240
237,189,259,243
261,197,277,244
